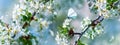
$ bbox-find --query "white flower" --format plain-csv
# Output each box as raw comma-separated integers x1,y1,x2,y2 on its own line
49,30,54,36
109,36,115,42
40,3,45,8
28,8,34,13
40,20,52,28
20,4,26,10
53,11,57,15
47,5,51,10
30,1,35,8
19,0,26,4
35,2,39,9
14,4,20,10
62,19,72,28
13,4,24,15
55,32,68,45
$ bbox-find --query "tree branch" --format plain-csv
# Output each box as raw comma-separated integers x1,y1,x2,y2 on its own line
73,15,104,45
22,12,36,29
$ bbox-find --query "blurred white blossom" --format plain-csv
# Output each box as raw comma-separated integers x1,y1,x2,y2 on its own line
55,32,68,45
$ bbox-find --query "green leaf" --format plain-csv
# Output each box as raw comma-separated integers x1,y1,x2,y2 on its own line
106,0,118,10
21,14,28,22
107,0,117,3
77,40,85,45
26,10,32,21
21,10,32,22
58,26,69,36
39,23,43,30
18,35,33,45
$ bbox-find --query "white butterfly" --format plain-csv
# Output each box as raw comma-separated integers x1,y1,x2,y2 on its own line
68,8,77,19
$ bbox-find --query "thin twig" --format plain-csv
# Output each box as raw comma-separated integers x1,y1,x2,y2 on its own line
22,12,36,29
74,24,90,45
78,25,91,40
74,15,104,45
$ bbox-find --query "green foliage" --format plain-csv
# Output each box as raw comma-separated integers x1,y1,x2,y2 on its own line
21,10,32,22
106,0,118,10
107,0,118,3
18,34,37,45
18,35,32,45
77,40,85,45
21,15,27,22
58,26,69,36
0,20,6,26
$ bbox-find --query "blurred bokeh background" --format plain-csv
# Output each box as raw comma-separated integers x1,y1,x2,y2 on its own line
0,0,120,45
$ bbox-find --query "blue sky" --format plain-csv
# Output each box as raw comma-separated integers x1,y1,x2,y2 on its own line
0,0,16,16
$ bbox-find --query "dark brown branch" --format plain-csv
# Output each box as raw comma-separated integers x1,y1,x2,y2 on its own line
74,33,82,35
22,22,29,29
12,12,37,38
22,12,36,29
74,25,90,45
74,15,104,45
0,20,9,28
